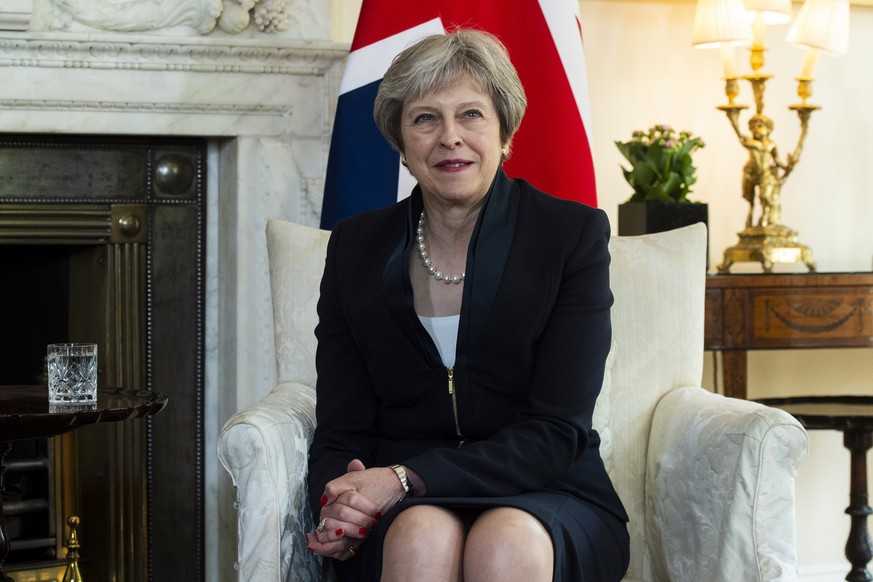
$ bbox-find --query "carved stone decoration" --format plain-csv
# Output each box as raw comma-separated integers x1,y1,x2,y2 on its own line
252,0,289,33
217,0,253,34
28,0,326,38
31,0,224,34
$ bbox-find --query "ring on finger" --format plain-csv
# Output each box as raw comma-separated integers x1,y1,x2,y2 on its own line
347,544,356,557
317,518,327,533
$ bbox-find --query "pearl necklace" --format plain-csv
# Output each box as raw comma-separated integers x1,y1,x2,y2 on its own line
416,211,465,285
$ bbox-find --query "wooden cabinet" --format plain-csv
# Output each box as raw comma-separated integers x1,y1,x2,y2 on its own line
705,273,873,399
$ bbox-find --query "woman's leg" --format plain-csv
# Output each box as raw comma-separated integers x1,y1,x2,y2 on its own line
381,505,466,582
464,507,554,582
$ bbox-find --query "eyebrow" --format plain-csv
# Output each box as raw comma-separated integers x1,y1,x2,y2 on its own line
406,100,489,113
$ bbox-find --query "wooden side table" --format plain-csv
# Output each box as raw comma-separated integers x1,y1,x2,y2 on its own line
759,396,873,582
0,386,168,582
706,273,873,399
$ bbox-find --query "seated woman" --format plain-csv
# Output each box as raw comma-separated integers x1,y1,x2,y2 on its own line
305,28,629,582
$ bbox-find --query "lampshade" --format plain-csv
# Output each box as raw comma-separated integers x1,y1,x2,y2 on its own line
693,0,754,47
743,0,793,25
787,0,850,56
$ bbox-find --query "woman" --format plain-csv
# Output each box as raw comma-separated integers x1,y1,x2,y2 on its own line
306,29,629,581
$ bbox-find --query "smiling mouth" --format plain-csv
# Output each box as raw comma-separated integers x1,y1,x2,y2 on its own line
435,160,473,169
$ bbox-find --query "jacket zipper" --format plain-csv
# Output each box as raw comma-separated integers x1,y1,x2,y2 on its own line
447,367,464,446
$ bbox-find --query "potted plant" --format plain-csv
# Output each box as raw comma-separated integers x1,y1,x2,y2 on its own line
615,124,708,238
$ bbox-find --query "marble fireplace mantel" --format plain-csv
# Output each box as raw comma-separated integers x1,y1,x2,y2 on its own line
0,21,347,580
0,31,345,136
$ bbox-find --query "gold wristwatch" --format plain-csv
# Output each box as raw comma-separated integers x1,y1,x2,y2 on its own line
389,464,414,498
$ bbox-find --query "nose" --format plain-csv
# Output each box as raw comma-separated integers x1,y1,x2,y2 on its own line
439,118,462,148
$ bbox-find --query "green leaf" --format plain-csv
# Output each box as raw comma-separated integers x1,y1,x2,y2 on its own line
615,129,704,203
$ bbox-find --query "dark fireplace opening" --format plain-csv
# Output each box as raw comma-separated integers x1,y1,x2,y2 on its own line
6,444,50,545
0,245,71,571
0,134,207,582
2,245,71,385
4,438,54,566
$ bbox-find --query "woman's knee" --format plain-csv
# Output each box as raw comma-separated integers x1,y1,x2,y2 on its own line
464,507,554,581
382,506,466,580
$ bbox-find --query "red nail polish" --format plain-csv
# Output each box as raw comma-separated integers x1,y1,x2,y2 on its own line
320,495,327,506
375,511,382,520
335,528,344,536
359,527,369,536
307,546,314,552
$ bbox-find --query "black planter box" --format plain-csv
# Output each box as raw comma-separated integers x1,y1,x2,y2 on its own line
617,201,708,236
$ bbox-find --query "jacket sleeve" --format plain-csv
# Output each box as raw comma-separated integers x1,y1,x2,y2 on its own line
404,208,613,497
306,221,381,515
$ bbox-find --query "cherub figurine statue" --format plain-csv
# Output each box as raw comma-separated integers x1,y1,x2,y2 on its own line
716,103,816,273
726,111,802,230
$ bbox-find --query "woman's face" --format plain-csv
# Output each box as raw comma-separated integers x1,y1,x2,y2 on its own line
400,76,504,210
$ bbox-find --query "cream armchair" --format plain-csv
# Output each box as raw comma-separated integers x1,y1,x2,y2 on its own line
218,220,809,582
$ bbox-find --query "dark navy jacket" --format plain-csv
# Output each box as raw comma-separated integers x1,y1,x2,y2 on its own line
308,169,627,524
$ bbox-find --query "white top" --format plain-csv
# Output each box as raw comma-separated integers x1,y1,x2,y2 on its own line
418,314,460,368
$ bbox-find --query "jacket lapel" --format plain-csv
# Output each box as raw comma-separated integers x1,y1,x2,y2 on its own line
458,170,518,358
382,189,434,361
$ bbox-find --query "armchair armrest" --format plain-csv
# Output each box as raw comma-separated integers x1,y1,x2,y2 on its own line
217,382,322,582
646,386,809,582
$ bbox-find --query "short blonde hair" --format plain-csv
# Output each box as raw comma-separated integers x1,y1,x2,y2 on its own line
374,28,527,154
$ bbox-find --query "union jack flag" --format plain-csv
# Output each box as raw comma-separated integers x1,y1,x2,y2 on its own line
320,0,597,229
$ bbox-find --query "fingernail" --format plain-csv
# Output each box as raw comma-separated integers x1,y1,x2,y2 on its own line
335,529,344,536
359,527,369,536
375,511,382,520
320,495,328,506
307,546,314,552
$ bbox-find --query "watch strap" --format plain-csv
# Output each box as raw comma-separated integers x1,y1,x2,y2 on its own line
389,464,414,498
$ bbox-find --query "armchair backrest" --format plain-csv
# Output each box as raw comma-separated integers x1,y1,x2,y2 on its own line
594,223,707,580
266,219,330,388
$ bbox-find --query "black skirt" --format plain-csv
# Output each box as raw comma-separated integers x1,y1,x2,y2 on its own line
330,491,629,582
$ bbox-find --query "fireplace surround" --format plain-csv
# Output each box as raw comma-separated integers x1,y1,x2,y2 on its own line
0,4,346,580
0,134,207,581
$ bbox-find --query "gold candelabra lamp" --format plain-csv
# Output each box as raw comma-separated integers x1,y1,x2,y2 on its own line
692,0,850,273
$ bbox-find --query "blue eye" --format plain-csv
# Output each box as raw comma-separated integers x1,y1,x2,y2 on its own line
464,110,483,118
414,113,435,123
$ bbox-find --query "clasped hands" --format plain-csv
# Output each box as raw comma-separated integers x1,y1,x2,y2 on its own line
306,459,407,560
